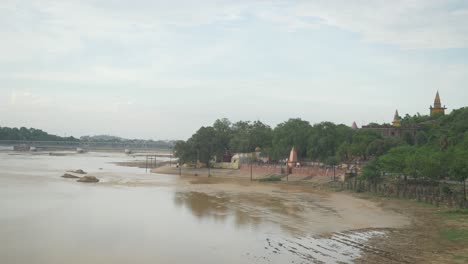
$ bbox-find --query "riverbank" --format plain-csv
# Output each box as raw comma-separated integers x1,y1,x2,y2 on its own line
354,194,468,263
151,165,468,263
151,165,334,184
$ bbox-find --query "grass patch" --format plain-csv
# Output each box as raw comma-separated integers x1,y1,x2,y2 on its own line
439,209,468,222
440,228,468,242
414,200,438,208
453,254,468,263
258,175,283,182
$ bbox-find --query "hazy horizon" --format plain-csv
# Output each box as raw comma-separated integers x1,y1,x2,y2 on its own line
1,0,468,140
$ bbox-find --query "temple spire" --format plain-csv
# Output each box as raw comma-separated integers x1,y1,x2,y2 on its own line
430,91,446,116
392,110,401,127
434,91,441,108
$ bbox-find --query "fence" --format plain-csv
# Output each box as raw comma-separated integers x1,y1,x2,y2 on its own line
333,178,468,209
239,163,345,177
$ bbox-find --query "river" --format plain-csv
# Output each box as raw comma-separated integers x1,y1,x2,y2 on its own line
0,151,408,264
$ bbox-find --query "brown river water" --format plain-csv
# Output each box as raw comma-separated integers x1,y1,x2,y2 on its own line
0,152,409,264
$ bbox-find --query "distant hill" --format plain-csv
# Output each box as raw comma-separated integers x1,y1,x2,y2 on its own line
80,135,124,142
0,127,176,148
0,127,78,141
80,135,176,148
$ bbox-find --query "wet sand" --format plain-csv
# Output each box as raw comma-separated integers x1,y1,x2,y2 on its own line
0,151,411,264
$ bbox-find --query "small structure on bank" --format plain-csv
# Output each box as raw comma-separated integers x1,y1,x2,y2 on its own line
287,146,298,168
222,150,232,162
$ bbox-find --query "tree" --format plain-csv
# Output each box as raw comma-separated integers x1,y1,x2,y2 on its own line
415,131,428,146
271,118,311,160
345,130,381,161
448,148,468,201
229,120,272,153
307,122,353,162
191,126,218,166
360,159,382,185
366,137,402,158
378,145,416,179
174,140,196,164
212,118,233,158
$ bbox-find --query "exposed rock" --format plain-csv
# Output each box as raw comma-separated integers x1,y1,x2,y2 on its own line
77,176,99,183
62,173,80,179
76,148,85,153
68,169,87,174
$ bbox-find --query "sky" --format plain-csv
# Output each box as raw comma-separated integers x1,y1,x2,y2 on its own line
1,0,468,140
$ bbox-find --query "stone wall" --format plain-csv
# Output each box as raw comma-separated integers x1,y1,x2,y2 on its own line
212,162,239,169
239,164,345,177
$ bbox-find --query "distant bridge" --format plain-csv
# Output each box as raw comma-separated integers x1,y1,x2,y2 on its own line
0,140,173,153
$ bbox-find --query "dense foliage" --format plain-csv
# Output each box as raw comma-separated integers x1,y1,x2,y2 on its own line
174,117,399,165
175,107,468,191
363,107,468,192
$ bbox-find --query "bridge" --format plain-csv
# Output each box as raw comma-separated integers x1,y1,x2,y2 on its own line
0,140,173,154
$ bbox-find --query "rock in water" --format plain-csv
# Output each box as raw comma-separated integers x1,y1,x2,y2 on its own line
77,176,99,183
62,173,80,179
68,169,87,174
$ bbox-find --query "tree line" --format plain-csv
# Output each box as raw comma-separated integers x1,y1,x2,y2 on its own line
0,127,78,142
0,127,175,149
174,107,468,190
174,118,402,165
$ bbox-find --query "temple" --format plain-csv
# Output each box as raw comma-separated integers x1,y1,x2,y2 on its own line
360,91,448,139
392,110,401,127
429,91,447,116
287,146,298,168
361,110,421,139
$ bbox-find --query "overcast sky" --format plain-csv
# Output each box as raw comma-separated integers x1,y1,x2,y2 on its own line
1,0,468,140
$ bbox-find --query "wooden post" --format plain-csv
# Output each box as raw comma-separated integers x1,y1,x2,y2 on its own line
464,179,467,202
333,165,336,181
250,161,253,181
145,156,148,173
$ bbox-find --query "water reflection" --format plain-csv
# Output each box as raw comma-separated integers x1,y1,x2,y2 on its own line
174,192,228,221
174,190,310,234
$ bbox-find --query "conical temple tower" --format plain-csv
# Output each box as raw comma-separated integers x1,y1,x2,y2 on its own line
392,110,401,127
287,146,298,168
430,91,447,116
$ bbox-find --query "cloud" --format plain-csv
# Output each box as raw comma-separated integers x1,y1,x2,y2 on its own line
288,0,468,49
1,0,467,65
9,90,52,106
